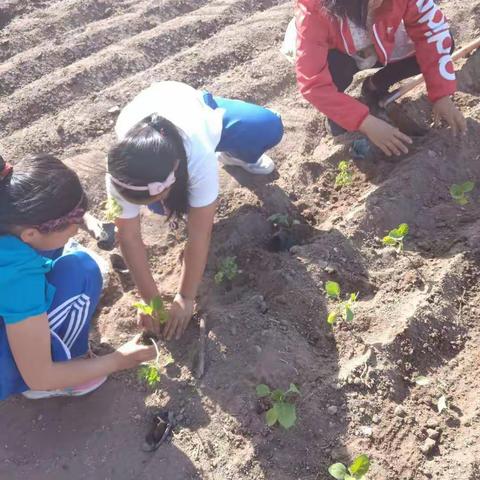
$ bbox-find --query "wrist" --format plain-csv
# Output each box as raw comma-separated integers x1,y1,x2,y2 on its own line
175,292,195,303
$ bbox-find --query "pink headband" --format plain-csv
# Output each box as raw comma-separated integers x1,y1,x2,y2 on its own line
108,171,176,196
36,199,86,234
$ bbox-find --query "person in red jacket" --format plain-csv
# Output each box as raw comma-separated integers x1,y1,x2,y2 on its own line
295,0,467,156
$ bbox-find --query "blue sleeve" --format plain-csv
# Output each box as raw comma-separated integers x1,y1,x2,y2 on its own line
0,270,51,324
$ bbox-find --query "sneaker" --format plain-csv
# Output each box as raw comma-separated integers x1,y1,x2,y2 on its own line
217,152,275,175
22,376,107,400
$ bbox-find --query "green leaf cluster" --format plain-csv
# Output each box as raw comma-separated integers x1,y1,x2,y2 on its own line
450,181,474,205
382,223,409,253
325,281,359,325
256,383,300,429
138,364,161,388
215,256,238,284
329,454,370,480
335,161,353,188
267,213,300,229
133,296,168,325
104,197,123,222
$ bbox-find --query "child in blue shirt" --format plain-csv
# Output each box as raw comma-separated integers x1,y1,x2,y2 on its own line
0,154,155,400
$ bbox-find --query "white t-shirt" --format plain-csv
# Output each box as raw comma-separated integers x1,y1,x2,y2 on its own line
107,81,224,218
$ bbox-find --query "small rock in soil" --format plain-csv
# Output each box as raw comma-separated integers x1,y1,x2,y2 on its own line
357,425,373,437
426,418,440,429
420,438,437,455
394,405,407,417
327,406,338,416
427,428,440,440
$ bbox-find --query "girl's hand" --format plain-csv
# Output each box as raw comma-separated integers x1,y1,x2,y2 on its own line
115,334,157,369
359,114,413,157
137,312,161,336
163,294,195,341
433,96,467,136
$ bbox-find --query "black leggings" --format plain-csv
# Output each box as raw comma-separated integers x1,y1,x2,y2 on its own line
327,49,421,93
328,36,455,93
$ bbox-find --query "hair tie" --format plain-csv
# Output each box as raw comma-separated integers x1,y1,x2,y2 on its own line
109,170,176,196
0,162,13,181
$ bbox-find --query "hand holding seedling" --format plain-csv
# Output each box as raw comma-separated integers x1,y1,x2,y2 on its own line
134,296,168,337
163,293,195,341
115,333,157,369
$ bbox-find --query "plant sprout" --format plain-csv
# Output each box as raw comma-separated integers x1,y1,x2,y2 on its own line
335,160,353,188
267,213,300,229
382,223,409,253
214,256,238,285
450,181,474,205
256,383,300,429
329,454,370,480
134,296,168,325
138,344,174,388
104,197,123,222
325,281,359,325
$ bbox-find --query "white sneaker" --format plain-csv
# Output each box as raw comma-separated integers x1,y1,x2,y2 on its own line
217,152,275,175
22,376,107,400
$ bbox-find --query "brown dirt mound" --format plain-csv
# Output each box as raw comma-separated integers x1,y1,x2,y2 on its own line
2,1,480,479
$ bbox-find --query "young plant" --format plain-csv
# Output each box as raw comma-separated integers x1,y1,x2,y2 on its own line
335,160,353,188
414,376,450,414
214,256,238,285
138,345,174,388
325,281,359,325
450,181,474,205
267,213,300,229
256,383,300,429
329,454,370,480
133,296,168,325
382,223,409,253
104,197,123,222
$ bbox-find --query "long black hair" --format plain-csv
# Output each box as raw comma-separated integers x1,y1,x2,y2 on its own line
322,0,370,27
107,114,189,219
0,153,87,234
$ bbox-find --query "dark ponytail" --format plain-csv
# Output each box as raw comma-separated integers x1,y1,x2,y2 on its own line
108,114,189,219
0,154,87,234
323,0,370,27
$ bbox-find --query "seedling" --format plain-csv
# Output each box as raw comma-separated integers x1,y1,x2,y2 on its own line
267,213,300,229
133,296,168,325
335,160,353,188
414,376,450,414
382,223,409,253
138,344,174,388
214,256,238,285
256,383,300,429
450,181,474,205
104,197,123,222
329,454,370,480
325,281,359,325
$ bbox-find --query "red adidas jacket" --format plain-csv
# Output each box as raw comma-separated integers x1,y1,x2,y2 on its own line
295,0,456,131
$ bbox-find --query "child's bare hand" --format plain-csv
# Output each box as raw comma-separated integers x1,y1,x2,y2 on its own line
137,312,161,336
163,294,195,340
115,334,156,369
359,114,412,157
433,96,467,136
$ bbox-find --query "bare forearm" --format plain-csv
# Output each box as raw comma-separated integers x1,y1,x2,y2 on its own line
30,352,126,391
119,236,159,301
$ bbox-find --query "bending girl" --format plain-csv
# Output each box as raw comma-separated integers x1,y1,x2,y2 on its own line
106,80,284,341
0,154,155,400
295,0,467,156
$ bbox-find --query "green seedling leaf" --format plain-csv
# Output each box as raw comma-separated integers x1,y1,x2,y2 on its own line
450,184,464,198
268,213,290,227
437,395,448,414
345,305,354,322
458,196,469,206
327,311,338,325
287,383,300,395
104,197,123,222
462,181,475,193
138,364,161,388
214,272,224,285
335,161,353,188
349,292,358,302
266,407,278,426
414,376,430,386
328,463,347,480
275,402,297,429
215,257,238,284
344,476,356,480
256,384,271,397
326,281,341,299
271,389,285,403
133,302,153,316
382,236,397,246
396,223,409,236
348,454,370,477
149,296,168,324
